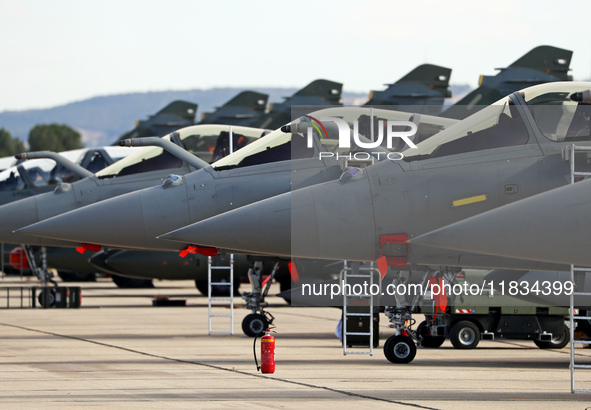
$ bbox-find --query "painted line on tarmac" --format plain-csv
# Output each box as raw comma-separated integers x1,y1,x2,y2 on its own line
1,322,439,410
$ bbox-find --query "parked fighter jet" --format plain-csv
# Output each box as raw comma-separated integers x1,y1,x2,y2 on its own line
42,81,588,361
364,64,452,115
440,45,572,119
249,79,343,130
199,91,269,126
1,125,266,284
114,100,198,144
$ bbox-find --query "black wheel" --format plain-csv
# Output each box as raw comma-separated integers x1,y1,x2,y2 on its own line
383,335,417,364
111,274,154,288
417,320,445,348
534,325,570,349
195,279,240,297
38,288,56,307
450,320,480,349
57,271,96,282
241,313,268,337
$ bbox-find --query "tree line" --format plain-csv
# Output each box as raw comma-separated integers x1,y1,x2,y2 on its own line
0,124,83,157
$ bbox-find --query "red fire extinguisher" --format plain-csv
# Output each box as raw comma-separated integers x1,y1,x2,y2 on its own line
254,327,276,374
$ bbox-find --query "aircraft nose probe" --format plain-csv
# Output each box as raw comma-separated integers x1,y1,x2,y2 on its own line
570,90,591,103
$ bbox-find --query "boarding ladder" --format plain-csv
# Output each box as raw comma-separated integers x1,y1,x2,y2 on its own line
340,260,380,355
566,144,591,392
207,254,234,335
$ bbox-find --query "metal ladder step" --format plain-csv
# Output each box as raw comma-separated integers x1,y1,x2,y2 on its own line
341,260,380,356
208,255,234,335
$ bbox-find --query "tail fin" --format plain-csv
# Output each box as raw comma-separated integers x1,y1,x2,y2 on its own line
365,64,452,114
219,91,268,113
112,100,197,144
200,91,269,126
394,64,452,97
153,100,198,122
507,45,572,80
292,79,343,104
441,45,573,120
250,79,343,130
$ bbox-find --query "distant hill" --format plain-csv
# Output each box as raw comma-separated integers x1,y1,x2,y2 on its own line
0,85,471,148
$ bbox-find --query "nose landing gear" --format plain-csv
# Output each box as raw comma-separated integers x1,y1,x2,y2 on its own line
241,261,278,337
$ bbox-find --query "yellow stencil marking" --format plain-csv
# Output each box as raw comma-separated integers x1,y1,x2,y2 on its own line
453,194,487,207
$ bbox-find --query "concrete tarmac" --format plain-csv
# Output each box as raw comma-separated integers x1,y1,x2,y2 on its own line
0,277,590,409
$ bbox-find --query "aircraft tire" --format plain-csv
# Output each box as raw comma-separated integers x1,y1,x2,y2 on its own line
37,288,56,308
534,324,570,349
420,335,445,348
111,274,154,288
450,320,480,349
383,335,416,364
417,320,445,348
241,313,268,337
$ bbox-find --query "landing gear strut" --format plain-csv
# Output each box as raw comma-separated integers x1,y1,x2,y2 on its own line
241,261,278,337
23,245,58,308
383,306,417,363
383,271,434,363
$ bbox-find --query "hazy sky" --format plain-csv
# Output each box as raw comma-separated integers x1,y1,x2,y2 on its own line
1,0,590,112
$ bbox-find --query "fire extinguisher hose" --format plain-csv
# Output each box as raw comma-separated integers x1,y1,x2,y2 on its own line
253,333,261,372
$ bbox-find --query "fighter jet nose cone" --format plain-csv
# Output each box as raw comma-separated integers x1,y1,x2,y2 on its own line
0,196,39,238
0,186,80,245
16,190,147,247
159,192,293,257
16,220,54,238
